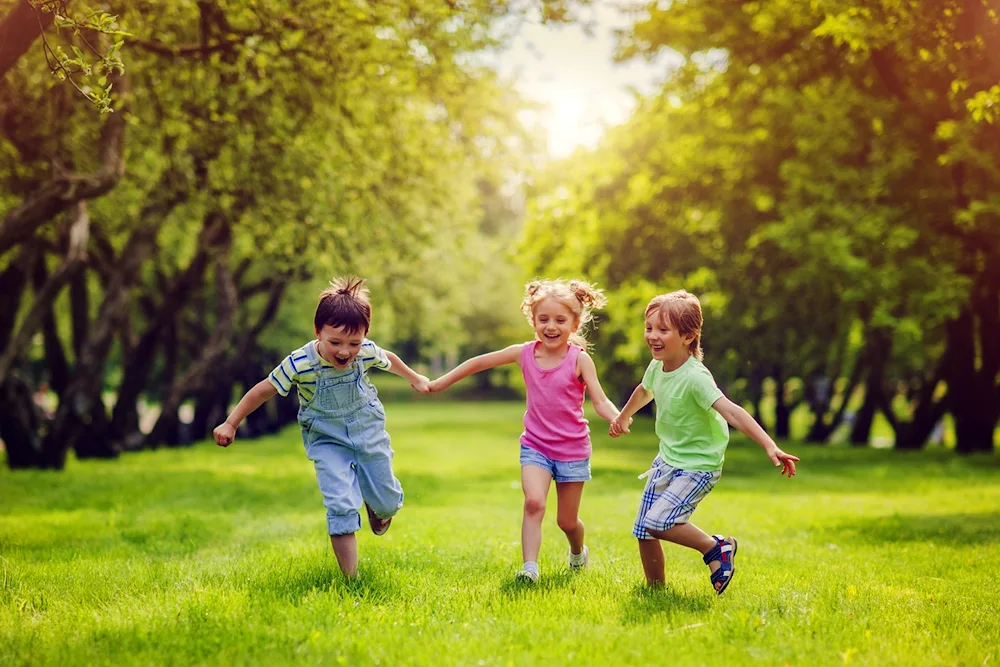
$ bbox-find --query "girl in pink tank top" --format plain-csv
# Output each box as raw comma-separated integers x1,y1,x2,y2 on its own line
430,279,626,583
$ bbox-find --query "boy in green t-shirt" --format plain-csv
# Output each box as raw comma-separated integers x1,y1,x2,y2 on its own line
610,290,799,594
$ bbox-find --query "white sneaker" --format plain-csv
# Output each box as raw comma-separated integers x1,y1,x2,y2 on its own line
569,545,589,570
516,568,539,583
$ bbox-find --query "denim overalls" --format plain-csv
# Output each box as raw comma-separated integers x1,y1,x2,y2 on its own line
298,340,404,536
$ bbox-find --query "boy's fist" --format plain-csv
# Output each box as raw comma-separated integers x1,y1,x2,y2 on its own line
214,422,236,447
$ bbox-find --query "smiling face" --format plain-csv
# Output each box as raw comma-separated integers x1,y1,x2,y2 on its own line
315,324,366,370
531,296,579,351
644,308,694,369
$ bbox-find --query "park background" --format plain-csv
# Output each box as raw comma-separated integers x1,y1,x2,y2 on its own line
1,0,998,664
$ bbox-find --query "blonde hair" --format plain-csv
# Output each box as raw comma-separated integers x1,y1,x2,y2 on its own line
645,290,704,361
520,278,607,348
315,276,372,335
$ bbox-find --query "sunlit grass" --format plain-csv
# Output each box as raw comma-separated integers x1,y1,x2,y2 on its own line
1,400,997,665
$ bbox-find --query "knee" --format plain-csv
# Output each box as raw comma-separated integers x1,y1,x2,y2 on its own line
523,497,546,518
557,515,579,534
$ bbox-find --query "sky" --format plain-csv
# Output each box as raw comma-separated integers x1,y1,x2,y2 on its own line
493,2,679,157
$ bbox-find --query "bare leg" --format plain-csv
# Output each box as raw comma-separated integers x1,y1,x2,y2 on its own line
555,481,586,555
648,522,726,590
638,539,666,587
330,533,359,578
521,465,552,565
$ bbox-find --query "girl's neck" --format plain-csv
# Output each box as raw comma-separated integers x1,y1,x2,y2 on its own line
534,340,569,368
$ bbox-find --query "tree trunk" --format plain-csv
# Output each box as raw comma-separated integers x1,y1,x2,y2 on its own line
35,257,71,395
850,331,890,446
0,245,37,350
0,202,90,386
892,363,947,451
0,372,45,468
72,400,117,460
150,223,235,446
746,369,767,431
773,366,791,439
0,249,41,469
849,383,877,446
69,264,89,360
947,273,999,454
41,221,162,468
111,207,247,444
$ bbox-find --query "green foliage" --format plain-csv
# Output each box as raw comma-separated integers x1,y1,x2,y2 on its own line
521,0,1000,443
32,0,129,112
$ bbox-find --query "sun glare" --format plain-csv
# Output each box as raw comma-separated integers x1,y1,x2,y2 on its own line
545,94,590,158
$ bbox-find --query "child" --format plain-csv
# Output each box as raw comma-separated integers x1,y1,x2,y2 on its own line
609,290,799,594
429,279,623,583
213,277,430,578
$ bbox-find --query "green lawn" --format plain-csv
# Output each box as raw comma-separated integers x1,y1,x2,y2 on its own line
1,400,998,666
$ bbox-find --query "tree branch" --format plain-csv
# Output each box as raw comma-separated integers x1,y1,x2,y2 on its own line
0,78,127,255
0,0,57,79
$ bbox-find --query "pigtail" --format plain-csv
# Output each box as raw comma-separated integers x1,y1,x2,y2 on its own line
568,279,607,311
520,280,544,323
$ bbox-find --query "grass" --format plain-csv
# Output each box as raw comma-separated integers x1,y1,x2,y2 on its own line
1,399,998,666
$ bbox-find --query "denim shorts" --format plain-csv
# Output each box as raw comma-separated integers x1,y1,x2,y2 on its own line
519,444,591,483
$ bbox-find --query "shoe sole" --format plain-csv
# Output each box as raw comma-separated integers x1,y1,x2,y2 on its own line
365,503,391,536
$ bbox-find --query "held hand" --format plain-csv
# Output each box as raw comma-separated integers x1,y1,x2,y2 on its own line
411,375,431,395
213,422,236,447
767,446,800,477
609,415,631,438
427,378,444,393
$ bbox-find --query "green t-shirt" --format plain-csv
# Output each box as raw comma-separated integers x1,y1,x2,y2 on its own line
642,355,729,472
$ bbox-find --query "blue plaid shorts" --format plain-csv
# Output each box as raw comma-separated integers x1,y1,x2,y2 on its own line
633,455,722,540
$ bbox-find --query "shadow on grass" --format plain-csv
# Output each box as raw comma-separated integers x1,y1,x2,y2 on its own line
232,556,403,605
339,566,403,604
498,568,581,598
833,511,1000,546
3,511,238,563
618,583,712,625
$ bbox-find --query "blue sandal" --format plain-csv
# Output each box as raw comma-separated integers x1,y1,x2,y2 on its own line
703,535,737,595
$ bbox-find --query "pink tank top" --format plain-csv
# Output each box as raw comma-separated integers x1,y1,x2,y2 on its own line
520,341,591,461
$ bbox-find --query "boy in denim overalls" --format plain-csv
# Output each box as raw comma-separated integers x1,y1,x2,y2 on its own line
214,277,430,577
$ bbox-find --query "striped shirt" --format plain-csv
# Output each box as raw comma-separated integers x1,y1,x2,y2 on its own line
267,339,391,406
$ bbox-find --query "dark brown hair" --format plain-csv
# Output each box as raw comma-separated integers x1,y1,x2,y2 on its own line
314,276,372,336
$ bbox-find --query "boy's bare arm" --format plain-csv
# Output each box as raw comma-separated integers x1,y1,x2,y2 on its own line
214,380,278,446
609,384,654,437
384,351,430,393
430,344,522,392
711,396,799,477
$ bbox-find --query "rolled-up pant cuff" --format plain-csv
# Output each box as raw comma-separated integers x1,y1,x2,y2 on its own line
328,510,361,536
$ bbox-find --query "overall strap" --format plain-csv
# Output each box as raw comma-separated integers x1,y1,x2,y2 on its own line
304,340,324,372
